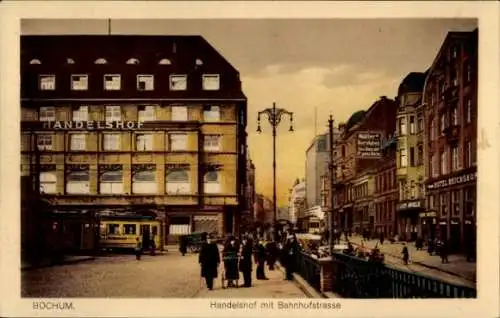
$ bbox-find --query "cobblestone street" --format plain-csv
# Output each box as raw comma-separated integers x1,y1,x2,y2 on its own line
21,251,203,298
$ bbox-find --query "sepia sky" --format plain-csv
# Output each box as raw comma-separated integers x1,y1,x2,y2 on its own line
21,19,477,206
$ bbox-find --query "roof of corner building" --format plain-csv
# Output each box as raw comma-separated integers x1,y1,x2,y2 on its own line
397,72,427,95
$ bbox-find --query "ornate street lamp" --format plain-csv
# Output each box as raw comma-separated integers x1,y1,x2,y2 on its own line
257,102,294,241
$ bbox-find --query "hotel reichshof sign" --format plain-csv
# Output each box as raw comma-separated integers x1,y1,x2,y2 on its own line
43,121,144,130
427,171,477,190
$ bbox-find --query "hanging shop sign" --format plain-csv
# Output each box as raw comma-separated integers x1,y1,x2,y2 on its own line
427,171,477,190
397,200,424,211
43,121,144,130
356,132,382,158
419,211,437,218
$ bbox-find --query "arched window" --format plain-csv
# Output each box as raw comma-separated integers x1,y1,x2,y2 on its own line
67,58,75,64
40,171,57,194
159,58,171,65
126,58,140,65
165,167,190,194
100,170,124,194
204,168,220,194
195,58,203,66
132,168,157,194
66,170,90,194
29,59,41,65
95,58,108,64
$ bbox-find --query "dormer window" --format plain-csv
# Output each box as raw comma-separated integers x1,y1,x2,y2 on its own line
159,58,171,65
71,74,88,91
196,59,203,66
137,75,154,91
104,74,121,91
202,74,220,91
126,58,140,65
95,58,108,64
29,59,41,65
67,58,75,64
39,75,56,90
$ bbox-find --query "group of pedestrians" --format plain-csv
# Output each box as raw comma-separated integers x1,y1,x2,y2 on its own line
196,233,301,291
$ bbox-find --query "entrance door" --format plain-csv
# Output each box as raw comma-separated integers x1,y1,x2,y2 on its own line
450,224,460,253
71,222,83,252
141,224,151,250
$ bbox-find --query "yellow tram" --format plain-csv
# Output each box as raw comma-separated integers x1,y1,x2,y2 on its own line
99,216,163,252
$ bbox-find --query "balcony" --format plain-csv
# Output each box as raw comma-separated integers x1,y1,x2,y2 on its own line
443,125,461,144
444,85,459,103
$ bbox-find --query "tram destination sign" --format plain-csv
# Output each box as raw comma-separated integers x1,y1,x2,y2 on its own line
43,120,144,130
427,171,477,190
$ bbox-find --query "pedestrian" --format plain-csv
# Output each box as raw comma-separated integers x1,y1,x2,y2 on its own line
222,237,240,288
239,238,253,288
134,237,142,260
379,232,385,245
283,235,300,280
265,240,278,270
198,235,220,291
415,237,423,251
179,235,188,256
427,238,435,255
254,240,268,280
401,243,409,265
150,235,156,256
440,240,449,264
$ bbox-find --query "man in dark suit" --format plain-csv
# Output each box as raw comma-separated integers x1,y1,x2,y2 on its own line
198,235,220,290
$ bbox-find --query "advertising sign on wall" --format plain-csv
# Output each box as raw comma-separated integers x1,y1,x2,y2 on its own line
356,132,382,158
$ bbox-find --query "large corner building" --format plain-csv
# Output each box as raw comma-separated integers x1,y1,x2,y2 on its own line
21,35,248,248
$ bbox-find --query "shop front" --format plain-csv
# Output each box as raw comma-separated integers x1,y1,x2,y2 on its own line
419,210,437,242
396,199,424,241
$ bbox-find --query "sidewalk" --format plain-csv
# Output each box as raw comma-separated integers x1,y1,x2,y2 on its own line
342,235,476,283
195,265,308,298
21,255,95,271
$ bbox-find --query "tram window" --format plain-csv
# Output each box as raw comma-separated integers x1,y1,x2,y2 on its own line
107,224,120,234
152,226,158,236
124,224,137,235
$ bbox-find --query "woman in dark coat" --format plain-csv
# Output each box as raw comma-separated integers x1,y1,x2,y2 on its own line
223,238,240,287
179,235,188,256
254,240,268,280
239,238,253,287
283,235,300,280
198,237,220,290
265,240,278,270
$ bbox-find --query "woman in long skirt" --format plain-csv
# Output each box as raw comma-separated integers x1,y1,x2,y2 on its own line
223,238,240,287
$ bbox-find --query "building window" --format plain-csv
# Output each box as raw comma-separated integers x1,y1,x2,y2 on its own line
126,58,140,65
417,145,423,165
104,75,121,91
409,116,415,134
29,58,41,65
465,141,471,168
70,134,86,151
204,167,220,194
105,106,121,121
123,224,137,235
202,74,220,91
440,113,446,135
203,105,221,121
159,58,171,65
196,58,203,66
399,180,406,201
171,106,188,121
66,169,90,194
399,148,407,167
451,107,459,126
428,195,435,210
70,74,88,91
410,181,416,199
440,150,447,175
39,75,55,90
439,193,448,217
107,224,120,235
40,171,57,194
95,58,108,64
138,105,155,121
170,74,187,91
39,107,56,122
137,75,154,91
37,134,53,150
452,190,461,216
99,169,124,194
72,106,89,122
430,118,436,141
204,135,221,151
136,134,153,151
103,133,121,151
431,154,439,178
451,145,460,171
464,187,476,216
466,99,472,123
132,168,157,194
398,117,407,136
465,62,472,83
169,133,187,151
417,116,424,133
438,79,445,100
409,147,415,167
165,166,191,194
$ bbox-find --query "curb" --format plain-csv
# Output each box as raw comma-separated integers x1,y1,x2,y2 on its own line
21,256,95,271
348,241,475,283
276,263,324,299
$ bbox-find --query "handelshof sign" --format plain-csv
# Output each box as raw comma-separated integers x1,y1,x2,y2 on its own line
43,121,144,130
356,132,381,158
427,171,477,190
396,200,423,211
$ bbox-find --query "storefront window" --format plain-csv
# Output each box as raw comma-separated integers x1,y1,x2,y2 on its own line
464,187,476,216
439,193,448,217
452,190,461,216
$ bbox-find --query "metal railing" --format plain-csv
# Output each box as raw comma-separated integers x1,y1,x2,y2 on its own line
296,251,321,292
331,252,476,298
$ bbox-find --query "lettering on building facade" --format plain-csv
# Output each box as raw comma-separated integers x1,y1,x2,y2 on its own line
427,171,477,190
43,121,144,130
356,132,382,158
396,200,424,211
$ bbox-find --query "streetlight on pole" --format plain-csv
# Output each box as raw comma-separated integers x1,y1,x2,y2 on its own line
257,102,294,241
328,115,336,256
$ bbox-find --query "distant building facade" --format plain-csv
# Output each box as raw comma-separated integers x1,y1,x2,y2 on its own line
287,178,306,225
305,133,329,209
